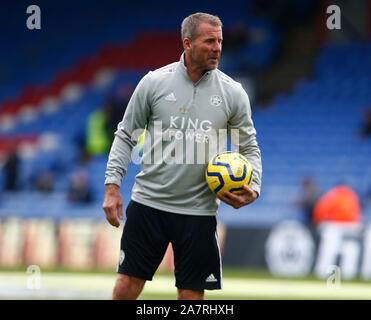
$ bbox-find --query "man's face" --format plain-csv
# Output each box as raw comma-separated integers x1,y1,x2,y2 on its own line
186,22,223,71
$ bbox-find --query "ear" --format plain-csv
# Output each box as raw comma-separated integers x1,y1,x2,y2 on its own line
183,38,192,51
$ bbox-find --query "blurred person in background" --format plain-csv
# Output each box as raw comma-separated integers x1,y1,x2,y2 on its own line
361,183,371,214
67,167,92,203
85,106,111,157
3,148,20,191
223,22,250,52
34,170,55,193
294,176,321,228
252,0,317,31
220,21,252,74
104,83,133,143
313,184,361,225
313,183,362,279
359,108,371,138
84,83,133,159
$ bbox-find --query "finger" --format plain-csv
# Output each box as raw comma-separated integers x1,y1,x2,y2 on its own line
104,207,120,228
243,185,258,203
217,192,239,208
224,189,255,207
117,203,123,220
223,190,244,203
242,184,254,195
108,215,120,227
217,192,232,204
109,215,120,227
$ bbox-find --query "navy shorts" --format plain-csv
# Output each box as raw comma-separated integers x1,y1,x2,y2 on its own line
117,200,222,290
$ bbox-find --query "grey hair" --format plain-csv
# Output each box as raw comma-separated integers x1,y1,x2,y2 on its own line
181,12,222,41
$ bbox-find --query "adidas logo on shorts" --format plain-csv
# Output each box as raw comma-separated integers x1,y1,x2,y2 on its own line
205,273,217,283
119,250,125,265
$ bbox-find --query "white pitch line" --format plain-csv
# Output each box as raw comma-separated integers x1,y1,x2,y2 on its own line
146,276,371,300
1,272,371,300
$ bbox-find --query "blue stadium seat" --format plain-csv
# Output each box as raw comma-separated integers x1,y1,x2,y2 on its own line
0,2,370,226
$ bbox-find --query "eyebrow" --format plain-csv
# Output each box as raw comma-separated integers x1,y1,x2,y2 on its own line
204,37,223,41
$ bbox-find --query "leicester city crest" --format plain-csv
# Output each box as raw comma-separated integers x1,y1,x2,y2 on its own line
210,95,222,106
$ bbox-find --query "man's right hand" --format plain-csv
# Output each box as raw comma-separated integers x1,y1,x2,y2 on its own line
102,184,123,228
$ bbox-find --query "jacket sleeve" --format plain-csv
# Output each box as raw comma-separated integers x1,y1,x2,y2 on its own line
104,72,152,187
228,84,262,196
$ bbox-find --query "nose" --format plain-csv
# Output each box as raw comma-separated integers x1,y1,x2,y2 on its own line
212,42,221,53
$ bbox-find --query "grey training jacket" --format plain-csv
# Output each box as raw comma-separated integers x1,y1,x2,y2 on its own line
105,53,262,216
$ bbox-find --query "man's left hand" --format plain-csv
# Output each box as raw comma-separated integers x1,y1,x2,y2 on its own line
217,184,258,209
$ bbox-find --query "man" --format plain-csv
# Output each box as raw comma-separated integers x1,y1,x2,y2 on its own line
103,12,262,300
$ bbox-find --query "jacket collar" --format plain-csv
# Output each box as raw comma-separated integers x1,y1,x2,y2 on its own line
178,52,214,84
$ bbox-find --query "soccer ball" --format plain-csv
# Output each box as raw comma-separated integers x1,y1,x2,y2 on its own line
205,151,253,195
